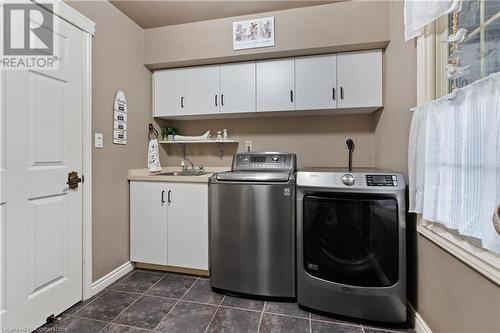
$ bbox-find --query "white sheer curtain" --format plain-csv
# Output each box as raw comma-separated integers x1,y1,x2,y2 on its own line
404,0,460,40
409,72,500,253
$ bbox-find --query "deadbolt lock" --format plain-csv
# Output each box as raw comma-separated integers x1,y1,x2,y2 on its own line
67,171,82,189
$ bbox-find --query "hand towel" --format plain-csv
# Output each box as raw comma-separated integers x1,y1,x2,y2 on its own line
148,139,162,173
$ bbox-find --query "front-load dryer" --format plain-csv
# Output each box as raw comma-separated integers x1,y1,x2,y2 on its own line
296,168,406,323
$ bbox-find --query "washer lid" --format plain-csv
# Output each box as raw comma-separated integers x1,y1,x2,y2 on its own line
215,171,291,182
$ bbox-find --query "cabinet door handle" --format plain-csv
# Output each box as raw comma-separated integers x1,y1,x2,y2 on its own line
340,87,344,100
290,90,294,103
167,190,172,203
161,190,165,204
221,94,224,106
181,96,184,108
215,94,218,107
332,87,336,100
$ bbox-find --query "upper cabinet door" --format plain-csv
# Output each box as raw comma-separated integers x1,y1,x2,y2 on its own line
295,55,337,110
220,62,256,113
337,50,383,109
154,69,186,117
186,65,220,115
256,59,295,112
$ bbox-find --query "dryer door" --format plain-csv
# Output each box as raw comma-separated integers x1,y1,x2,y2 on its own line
303,193,399,287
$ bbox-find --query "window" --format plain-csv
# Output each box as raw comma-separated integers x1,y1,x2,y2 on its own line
415,2,500,284
436,0,500,96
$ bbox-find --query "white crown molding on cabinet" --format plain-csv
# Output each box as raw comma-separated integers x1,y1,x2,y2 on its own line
32,0,96,35
90,262,135,296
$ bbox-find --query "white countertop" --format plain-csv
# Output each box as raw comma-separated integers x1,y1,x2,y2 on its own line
128,167,230,183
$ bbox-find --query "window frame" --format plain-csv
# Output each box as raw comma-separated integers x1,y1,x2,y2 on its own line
436,3,500,96
416,21,500,285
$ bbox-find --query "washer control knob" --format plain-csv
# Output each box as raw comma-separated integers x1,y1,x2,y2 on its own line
272,156,280,162
342,174,355,186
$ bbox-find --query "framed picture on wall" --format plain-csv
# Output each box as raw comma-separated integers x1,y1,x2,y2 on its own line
233,16,275,50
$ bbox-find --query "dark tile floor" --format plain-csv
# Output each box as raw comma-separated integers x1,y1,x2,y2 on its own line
37,269,415,333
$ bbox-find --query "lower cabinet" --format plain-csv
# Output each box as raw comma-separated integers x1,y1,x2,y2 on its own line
130,181,208,270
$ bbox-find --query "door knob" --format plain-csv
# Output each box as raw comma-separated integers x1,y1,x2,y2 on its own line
67,171,82,189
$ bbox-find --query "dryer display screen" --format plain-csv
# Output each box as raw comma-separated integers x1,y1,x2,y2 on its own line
366,175,398,186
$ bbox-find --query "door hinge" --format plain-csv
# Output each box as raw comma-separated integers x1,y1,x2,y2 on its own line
46,314,61,323
82,175,85,183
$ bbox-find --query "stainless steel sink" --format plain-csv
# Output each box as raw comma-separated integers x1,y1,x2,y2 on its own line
154,170,208,176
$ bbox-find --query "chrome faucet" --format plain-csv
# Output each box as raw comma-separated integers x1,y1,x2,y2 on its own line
181,157,196,171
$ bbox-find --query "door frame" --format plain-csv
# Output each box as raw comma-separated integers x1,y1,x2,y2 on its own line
32,0,96,300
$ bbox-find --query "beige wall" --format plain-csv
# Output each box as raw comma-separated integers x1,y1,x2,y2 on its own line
147,0,391,169
414,233,500,333
67,1,156,281
144,0,390,69
374,1,415,175
158,114,375,169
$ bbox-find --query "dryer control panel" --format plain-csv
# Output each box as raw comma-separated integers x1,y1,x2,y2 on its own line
366,174,398,186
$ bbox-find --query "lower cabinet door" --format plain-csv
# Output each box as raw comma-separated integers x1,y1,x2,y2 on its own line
167,183,209,270
130,181,168,265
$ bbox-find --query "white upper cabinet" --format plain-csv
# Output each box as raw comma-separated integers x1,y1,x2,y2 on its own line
186,65,220,115
219,62,256,113
153,50,383,118
337,50,383,109
295,54,337,110
256,59,295,112
153,68,186,117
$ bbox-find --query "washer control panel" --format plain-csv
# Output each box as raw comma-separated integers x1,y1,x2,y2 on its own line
232,152,296,171
366,174,398,186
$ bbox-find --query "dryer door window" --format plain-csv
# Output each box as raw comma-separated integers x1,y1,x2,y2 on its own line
303,194,399,287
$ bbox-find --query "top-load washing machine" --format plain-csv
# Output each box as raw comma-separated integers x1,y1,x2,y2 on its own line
296,168,407,323
209,152,297,299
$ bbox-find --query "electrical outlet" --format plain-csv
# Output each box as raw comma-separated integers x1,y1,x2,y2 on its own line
344,136,357,149
95,133,103,148
245,140,253,152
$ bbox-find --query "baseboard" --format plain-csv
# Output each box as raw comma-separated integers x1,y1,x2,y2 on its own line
89,261,134,298
135,262,209,277
408,302,432,333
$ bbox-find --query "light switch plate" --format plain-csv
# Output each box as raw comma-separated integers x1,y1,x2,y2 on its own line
95,133,103,148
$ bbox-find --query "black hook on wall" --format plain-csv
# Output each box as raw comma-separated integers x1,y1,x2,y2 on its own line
148,123,158,141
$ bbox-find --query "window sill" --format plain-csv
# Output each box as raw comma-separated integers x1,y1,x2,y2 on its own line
417,216,500,285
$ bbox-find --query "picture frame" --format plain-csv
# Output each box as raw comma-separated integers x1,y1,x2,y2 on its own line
233,16,275,50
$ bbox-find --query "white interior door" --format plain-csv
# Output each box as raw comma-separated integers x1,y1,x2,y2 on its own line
2,10,85,331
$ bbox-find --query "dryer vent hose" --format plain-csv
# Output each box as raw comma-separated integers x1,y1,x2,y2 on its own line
346,139,354,172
